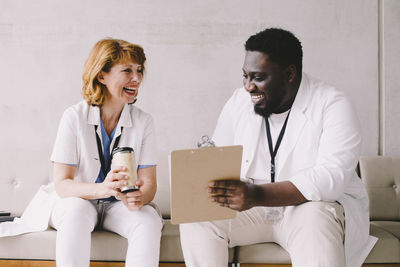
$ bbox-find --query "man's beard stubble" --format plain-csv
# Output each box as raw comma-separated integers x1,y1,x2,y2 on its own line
253,87,287,118
254,105,272,118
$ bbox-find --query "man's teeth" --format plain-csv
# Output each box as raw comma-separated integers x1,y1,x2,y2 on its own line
251,94,264,100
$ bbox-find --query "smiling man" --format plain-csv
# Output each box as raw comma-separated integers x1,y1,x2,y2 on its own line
179,28,375,267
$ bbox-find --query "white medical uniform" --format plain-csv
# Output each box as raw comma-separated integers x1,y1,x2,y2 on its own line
1,101,163,267
180,73,377,267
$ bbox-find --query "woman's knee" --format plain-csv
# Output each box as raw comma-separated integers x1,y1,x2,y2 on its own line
51,197,97,230
124,206,163,238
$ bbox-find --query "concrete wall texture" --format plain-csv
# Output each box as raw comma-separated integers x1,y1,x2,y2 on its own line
382,0,400,155
0,0,398,214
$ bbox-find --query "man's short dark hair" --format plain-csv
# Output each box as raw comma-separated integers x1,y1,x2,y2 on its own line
245,28,303,74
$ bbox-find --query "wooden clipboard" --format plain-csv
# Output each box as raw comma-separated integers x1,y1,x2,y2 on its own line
170,145,243,224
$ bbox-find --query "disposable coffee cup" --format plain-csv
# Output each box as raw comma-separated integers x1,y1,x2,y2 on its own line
111,147,139,193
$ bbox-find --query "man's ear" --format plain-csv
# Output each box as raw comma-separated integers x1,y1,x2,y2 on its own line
286,65,297,83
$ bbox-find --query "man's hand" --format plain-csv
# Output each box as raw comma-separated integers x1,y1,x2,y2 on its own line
207,179,262,211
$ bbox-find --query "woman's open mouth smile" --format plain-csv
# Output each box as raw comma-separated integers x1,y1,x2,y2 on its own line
123,87,137,97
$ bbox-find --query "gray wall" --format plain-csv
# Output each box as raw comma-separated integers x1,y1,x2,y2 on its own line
0,0,398,214
382,0,400,155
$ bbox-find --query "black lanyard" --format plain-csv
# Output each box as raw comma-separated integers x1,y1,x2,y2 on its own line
265,110,291,183
94,125,123,176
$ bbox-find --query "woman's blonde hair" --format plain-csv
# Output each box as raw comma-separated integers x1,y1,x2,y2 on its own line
82,38,146,106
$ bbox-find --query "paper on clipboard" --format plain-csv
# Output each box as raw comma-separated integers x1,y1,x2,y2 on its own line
169,145,243,224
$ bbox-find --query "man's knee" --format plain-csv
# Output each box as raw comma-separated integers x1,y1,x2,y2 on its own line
284,202,346,266
180,220,228,244
294,201,344,233
284,201,345,251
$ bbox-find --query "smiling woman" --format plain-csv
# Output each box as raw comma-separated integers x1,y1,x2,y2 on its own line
97,61,143,105
47,38,163,266
82,39,146,107
0,38,163,267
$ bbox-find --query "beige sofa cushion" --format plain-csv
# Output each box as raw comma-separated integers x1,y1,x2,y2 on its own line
359,156,400,220
371,221,400,239
0,221,235,262
236,242,290,264
365,224,400,263
235,222,400,264
0,152,52,216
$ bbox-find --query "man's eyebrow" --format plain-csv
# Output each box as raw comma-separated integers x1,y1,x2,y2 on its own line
243,69,264,75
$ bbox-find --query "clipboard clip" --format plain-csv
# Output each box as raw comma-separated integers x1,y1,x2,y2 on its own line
244,177,255,184
197,135,216,148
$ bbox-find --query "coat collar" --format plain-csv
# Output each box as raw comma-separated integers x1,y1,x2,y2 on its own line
87,103,133,142
87,104,133,127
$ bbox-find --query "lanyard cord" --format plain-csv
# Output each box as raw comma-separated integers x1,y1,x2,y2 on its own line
94,125,123,176
265,110,291,183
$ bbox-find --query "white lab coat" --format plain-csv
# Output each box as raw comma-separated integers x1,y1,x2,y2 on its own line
213,73,377,267
0,101,157,237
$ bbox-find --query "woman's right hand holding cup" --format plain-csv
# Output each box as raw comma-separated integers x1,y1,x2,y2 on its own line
97,166,128,199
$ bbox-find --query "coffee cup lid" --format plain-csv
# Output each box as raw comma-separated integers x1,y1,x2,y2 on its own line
112,147,134,156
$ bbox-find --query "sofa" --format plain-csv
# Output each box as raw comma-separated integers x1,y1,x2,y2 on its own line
0,155,399,266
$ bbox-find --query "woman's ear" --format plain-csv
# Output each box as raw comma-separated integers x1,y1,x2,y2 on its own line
97,71,105,84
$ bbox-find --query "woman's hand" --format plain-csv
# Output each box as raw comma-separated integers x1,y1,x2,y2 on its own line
118,166,157,211
97,166,128,199
119,179,144,211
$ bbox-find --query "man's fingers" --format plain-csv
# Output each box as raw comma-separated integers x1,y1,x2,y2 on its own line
210,195,245,211
208,187,235,196
209,179,241,189
210,195,231,204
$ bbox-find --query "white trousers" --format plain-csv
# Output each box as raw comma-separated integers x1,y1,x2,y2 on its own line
49,197,163,267
180,201,345,267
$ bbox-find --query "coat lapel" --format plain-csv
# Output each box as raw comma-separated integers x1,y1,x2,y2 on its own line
110,104,132,149
243,110,263,178
275,74,311,179
88,104,133,149
87,104,103,148
276,107,307,178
